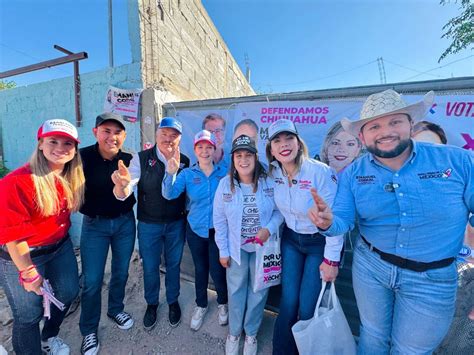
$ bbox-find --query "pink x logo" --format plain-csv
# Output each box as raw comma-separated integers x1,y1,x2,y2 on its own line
461,133,474,150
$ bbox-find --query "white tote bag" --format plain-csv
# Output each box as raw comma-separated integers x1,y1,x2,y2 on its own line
292,281,357,355
253,233,281,292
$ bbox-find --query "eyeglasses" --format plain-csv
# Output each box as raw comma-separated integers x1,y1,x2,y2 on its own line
208,128,224,134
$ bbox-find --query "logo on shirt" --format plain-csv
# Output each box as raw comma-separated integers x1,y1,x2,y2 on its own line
274,177,285,185
442,168,452,178
263,187,274,197
193,177,202,184
298,180,312,190
418,168,453,180
331,174,338,184
356,175,376,184
223,193,233,202
148,159,157,167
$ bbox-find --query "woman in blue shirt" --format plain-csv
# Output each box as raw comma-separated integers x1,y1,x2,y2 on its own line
162,130,228,331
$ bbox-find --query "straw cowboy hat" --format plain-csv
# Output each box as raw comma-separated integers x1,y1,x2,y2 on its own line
341,89,435,136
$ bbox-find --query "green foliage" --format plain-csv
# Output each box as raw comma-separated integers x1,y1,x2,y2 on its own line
439,0,474,62
0,79,16,90
0,161,10,178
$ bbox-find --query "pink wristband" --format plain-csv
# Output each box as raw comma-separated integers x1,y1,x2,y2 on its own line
19,273,40,286
323,258,340,267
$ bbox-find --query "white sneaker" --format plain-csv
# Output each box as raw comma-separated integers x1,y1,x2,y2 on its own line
225,335,240,355
190,306,208,331
217,303,229,325
41,336,70,355
243,335,258,355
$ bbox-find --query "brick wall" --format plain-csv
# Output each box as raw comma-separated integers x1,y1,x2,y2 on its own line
137,0,254,100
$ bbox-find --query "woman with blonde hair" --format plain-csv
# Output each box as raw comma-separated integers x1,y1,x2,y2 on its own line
0,119,85,355
265,119,344,355
320,121,362,174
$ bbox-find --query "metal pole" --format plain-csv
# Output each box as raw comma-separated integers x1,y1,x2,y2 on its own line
53,45,83,127
108,0,114,67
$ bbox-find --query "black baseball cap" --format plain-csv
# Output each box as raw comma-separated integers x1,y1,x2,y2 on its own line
231,134,257,154
95,112,126,130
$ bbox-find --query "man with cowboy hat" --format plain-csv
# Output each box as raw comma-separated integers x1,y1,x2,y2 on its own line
308,89,474,354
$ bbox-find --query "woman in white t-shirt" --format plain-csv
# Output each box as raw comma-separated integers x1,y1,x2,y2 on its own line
213,135,283,355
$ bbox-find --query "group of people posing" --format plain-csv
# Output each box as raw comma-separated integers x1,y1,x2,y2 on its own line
0,88,472,355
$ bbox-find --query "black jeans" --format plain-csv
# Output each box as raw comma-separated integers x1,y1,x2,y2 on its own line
186,223,228,307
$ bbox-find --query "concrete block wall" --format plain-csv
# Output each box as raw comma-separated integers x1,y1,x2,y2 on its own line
0,63,143,243
0,63,142,170
138,0,254,100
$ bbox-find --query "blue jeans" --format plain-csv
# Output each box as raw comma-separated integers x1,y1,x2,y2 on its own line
353,237,457,354
227,249,269,337
79,211,136,335
137,219,185,305
186,224,227,307
0,238,79,355
272,226,325,355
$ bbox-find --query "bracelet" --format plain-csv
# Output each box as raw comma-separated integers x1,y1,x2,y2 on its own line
19,265,37,279
19,264,36,275
323,258,340,267
18,273,41,286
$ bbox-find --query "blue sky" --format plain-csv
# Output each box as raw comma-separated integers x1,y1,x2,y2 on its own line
1,0,472,93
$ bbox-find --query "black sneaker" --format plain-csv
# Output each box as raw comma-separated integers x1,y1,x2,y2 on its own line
81,333,99,355
168,301,181,327
107,311,134,330
143,304,158,330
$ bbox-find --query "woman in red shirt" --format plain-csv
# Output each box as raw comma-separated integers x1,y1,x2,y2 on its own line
0,119,85,355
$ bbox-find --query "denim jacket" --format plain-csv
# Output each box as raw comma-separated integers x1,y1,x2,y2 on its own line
213,175,284,265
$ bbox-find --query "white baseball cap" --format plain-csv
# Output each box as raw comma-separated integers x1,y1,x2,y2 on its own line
194,130,216,147
268,119,298,141
37,119,80,143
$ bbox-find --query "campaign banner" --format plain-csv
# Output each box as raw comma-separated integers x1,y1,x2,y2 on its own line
104,86,143,122
412,95,474,149
175,109,235,166
173,93,473,170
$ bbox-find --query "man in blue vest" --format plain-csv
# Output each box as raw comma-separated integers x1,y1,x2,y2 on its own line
309,89,474,354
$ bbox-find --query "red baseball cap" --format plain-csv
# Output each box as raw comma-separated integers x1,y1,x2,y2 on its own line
194,130,216,147
37,119,80,143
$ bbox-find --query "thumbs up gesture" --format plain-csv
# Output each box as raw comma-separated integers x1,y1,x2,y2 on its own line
308,188,333,230
111,160,131,188
166,146,181,175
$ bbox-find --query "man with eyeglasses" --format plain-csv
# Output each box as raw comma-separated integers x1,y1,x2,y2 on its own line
309,89,474,354
202,113,227,168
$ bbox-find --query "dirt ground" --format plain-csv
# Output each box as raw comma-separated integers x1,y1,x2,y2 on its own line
0,252,276,354
2,252,473,354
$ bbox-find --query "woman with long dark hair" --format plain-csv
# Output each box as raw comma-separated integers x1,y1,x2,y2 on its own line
266,119,344,355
